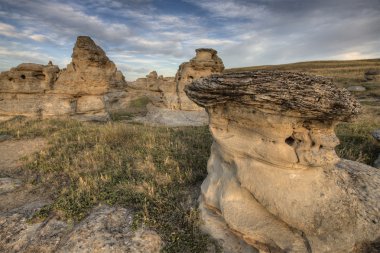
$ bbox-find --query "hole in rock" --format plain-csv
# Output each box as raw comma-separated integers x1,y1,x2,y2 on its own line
285,136,295,146
20,74,26,79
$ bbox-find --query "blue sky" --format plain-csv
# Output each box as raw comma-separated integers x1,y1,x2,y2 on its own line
0,0,379,80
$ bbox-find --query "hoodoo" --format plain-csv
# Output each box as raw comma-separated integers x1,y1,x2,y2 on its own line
185,71,379,253
161,48,224,110
0,36,126,121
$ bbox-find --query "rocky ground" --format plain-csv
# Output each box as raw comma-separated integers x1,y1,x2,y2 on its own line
133,104,208,127
0,135,162,253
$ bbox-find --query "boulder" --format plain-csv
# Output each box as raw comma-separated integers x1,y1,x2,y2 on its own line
347,86,366,92
185,71,380,253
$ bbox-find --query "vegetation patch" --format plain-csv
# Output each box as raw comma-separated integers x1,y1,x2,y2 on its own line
109,96,151,121
1,117,215,252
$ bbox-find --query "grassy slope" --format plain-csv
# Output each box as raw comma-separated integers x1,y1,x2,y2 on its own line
0,59,379,252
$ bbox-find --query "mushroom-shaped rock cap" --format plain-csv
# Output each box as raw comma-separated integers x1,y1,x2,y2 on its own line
185,71,360,121
195,48,218,54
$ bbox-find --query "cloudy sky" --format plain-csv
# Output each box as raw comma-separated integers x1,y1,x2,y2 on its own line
0,0,379,80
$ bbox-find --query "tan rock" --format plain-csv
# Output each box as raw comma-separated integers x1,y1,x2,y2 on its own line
0,36,127,121
173,48,224,111
126,71,176,108
0,63,59,93
185,71,379,253
0,93,73,118
54,36,125,95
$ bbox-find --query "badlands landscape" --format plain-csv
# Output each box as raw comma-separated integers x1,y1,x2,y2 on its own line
0,36,379,253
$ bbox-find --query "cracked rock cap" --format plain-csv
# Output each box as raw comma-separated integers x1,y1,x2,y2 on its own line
185,71,360,121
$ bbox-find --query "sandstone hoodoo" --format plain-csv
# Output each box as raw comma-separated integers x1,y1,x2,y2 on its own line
162,48,224,110
185,71,379,252
0,36,127,121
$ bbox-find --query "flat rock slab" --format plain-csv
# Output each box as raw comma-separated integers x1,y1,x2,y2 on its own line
0,204,162,253
347,86,366,91
133,104,208,127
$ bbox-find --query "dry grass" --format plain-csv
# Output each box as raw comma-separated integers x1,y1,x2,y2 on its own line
0,117,214,252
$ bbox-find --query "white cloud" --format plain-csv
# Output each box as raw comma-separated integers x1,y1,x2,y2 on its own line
184,0,267,20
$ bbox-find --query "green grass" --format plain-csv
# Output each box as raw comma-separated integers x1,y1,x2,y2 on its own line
0,117,214,252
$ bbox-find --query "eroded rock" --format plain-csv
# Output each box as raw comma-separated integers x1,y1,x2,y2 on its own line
185,71,379,253
0,205,162,253
0,36,127,121
173,48,224,111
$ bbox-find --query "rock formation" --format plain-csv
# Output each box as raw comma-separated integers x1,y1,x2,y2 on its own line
171,48,224,110
127,71,175,107
0,36,127,121
185,71,380,253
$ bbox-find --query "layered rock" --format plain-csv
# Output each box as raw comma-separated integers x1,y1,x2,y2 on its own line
172,48,224,110
0,36,127,121
126,71,175,107
185,71,380,253
159,48,224,111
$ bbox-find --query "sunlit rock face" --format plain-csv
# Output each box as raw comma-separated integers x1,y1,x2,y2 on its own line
162,48,224,111
186,71,380,253
0,36,127,121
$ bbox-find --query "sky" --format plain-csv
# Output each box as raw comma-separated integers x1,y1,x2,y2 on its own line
0,0,379,80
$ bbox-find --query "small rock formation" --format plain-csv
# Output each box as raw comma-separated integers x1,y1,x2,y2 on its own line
364,69,380,81
127,71,175,107
160,48,224,111
172,48,224,111
185,71,380,253
0,36,127,121
347,85,366,92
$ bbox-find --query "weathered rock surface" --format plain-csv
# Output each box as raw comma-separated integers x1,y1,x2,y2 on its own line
133,103,208,127
0,36,127,121
172,48,224,111
54,36,125,95
0,205,162,253
185,71,380,253
126,71,175,108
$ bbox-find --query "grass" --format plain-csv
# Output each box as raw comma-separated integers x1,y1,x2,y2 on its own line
0,116,214,252
109,96,151,121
